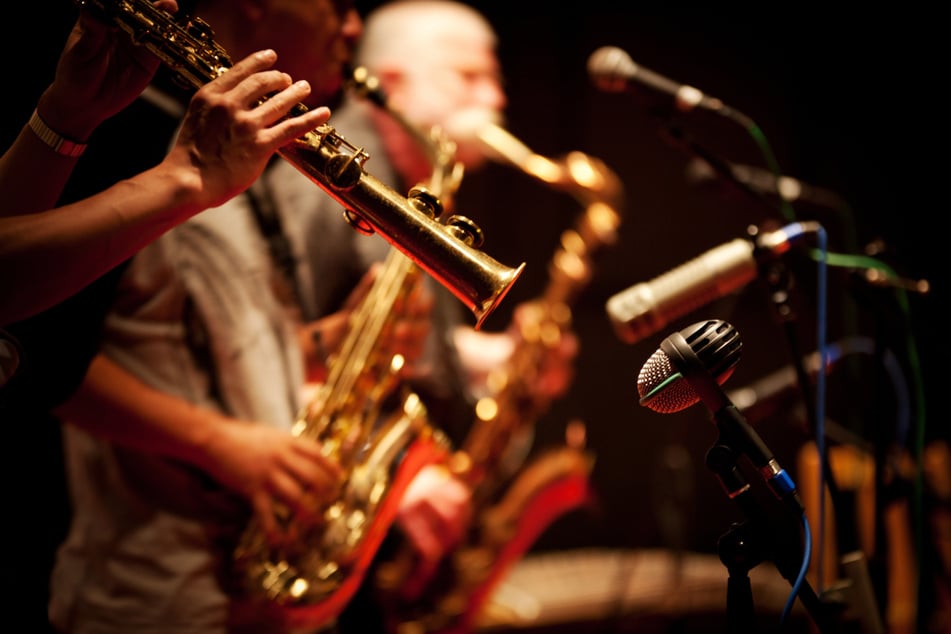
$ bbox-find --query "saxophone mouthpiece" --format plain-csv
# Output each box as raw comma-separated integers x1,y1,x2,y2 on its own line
445,109,563,184
446,111,625,210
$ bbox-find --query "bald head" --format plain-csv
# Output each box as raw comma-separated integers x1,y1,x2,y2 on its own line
355,1,505,169
356,1,497,70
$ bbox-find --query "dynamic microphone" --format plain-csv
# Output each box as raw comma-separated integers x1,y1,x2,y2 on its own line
637,319,742,414
637,320,802,513
587,46,727,115
605,221,818,345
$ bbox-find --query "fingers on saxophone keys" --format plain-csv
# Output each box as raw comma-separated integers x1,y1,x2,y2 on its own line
259,477,317,545
285,443,344,513
252,494,281,544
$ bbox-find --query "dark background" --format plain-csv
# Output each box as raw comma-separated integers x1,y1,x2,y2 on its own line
6,1,942,631
429,4,941,556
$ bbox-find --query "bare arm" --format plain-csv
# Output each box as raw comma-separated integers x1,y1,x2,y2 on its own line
58,354,342,540
0,2,179,217
0,49,329,325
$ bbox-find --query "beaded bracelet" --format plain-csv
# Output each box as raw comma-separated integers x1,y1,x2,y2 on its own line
27,109,88,158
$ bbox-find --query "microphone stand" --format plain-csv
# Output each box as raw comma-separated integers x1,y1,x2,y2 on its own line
755,248,852,537
663,333,840,632
653,119,789,223
652,111,850,535
705,443,763,634
704,408,839,633
650,105,885,628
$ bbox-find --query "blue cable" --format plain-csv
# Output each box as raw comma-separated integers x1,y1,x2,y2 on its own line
780,223,826,626
783,511,814,622
814,225,828,591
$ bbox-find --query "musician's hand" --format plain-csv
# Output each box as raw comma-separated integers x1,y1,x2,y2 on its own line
202,422,342,543
38,0,180,143
397,465,472,564
453,301,579,400
168,49,331,212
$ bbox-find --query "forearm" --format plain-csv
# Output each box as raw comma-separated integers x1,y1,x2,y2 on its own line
55,353,227,473
57,353,344,516
0,157,202,325
0,124,84,217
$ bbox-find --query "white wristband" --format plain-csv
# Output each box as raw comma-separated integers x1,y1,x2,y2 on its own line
28,109,88,158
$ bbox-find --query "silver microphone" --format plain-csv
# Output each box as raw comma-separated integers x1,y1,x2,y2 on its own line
587,45,726,114
606,222,818,344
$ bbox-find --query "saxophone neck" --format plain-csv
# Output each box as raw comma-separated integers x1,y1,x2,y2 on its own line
79,0,233,89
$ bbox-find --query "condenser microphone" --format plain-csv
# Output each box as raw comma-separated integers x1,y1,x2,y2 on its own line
587,46,726,115
637,320,802,512
605,221,818,345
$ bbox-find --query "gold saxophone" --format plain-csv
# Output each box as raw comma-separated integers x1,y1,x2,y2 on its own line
375,121,625,634
76,0,524,329
231,71,470,626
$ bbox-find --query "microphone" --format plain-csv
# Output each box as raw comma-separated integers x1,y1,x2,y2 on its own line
587,46,726,115
637,320,802,512
605,221,818,345
685,156,851,211
638,319,742,414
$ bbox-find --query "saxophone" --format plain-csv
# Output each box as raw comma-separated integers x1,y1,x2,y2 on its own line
74,0,519,624
375,122,625,633
76,0,524,328
230,72,470,626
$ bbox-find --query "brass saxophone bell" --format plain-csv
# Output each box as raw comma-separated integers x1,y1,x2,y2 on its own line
278,129,524,329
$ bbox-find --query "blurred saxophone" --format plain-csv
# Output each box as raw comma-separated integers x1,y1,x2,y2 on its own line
375,114,625,633
76,0,524,328
444,112,625,495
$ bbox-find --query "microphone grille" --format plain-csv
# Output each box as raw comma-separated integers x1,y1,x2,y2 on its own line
637,348,699,414
587,46,635,92
636,320,742,414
